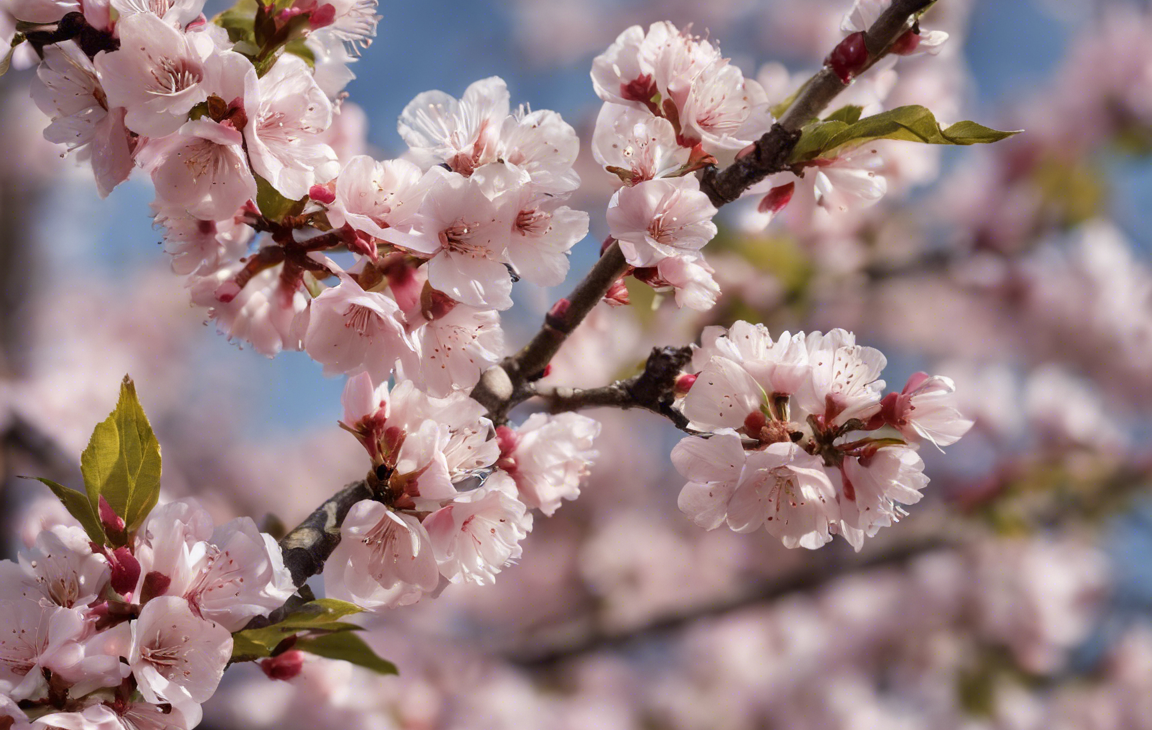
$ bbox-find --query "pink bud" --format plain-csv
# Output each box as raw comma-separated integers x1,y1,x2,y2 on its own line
673,373,697,398
827,31,870,83
743,410,768,435
758,182,795,215
547,298,571,324
735,143,757,161
108,547,140,596
496,425,518,459
600,236,615,255
309,185,336,205
308,2,335,29
890,28,921,56
604,278,630,307
98,496,125,535
261,650,305,681
541,363,553,379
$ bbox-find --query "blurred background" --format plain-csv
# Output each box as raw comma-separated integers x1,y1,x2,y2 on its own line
4,0,1152,727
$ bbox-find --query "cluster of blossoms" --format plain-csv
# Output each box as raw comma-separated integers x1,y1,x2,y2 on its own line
326,372,599,609
673,321,973,550
0,498,292,730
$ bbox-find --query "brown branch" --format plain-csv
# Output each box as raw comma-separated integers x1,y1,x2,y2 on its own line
469,0,938,423
278,480,372,588
507,529,953,668
534,345,696,432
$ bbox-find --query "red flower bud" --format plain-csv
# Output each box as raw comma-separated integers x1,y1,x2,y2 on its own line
546,298,571,325
108,547,140,596
890,28,921,56
309,184,336,204
758,182,795,216
261,650,305,681
827,32,870,83
604,278,630,307
139,571,172,604
673,373,697,398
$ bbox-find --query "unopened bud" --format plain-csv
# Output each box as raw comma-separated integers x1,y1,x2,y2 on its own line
827,31,870,83
604,278,630,306
546,298,571,326
261,650,305,681
673,373,697,398
139,571,171,604
309,184,336,204
108,547,140,596
890,28,921,56
308,2,335,28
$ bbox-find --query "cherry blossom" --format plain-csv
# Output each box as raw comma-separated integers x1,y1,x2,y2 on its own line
836,446,928,549
424,472,533,586
841,0,948,55
129,595,232,708
795,329,887,427
404,303,505,397
110,0,205,26
31,42,135,198
295,271,417,383
189,265,306,357
0,599,85,700
398,76,510,174
880,372,974,448
592,104,689,184
495,412,600,516
11,526,109,609
146,117,257,221
94,13,211,137
152,202,253,276
328,155,429,240
323,500,440,609
606,176,718,268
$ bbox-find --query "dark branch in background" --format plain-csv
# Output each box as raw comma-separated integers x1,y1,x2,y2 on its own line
507,530,953,668
274,0,946,607
470,0,936,424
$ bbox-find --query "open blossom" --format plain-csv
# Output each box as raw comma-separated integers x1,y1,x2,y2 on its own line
244,54,339,200
8,526,110,609
94,13,212,137
189,265,306,357
646,255,721,311
0,598,86,700
424,472,533,586
38,699,198,730
784,145,888,222
398,76,509,173
295,271,417,383
881,372,974,448
606,176,718,267
147,118,257,221
3,0,78,23
404,303,505,397
329,155,429,240
795,329,887,426
592,104,689,184
493,107,581,197
324,500,440,610
129,596,232,708
489,174,589,287
152,203,253,276
381,168,514,310
591,22,681,108
31,42,135,198
673,432,839,549
837,446,928,550
676,58,774,163
496,412,600,516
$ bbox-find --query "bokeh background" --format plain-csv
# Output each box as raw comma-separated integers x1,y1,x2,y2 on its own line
5,0,1152,727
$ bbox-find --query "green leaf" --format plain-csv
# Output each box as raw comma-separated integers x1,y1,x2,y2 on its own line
255,175,305,222
788,105,1021,164
80,376,162,541
22,477,105,544
214,0,258,45
230,599,366,660
295,632,398,675
283,38,315,68
824,105,863,125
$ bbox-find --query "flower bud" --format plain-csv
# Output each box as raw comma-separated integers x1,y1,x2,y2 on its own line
546,298,571,326
309,184,336,204
108,547,141,596
604,278,630,306
260,650,305,681
758,182,795,216
673,373,697,398
827,31,870,83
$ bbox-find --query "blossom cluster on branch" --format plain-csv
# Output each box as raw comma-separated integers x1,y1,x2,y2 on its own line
0,0,1019,724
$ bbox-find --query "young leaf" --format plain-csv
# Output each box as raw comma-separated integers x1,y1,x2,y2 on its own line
230,599,367,659
788,105,1021,163
255,175,306,223
824,105,864,125
80,376,162,539
295,632,398,675
21,477,105,544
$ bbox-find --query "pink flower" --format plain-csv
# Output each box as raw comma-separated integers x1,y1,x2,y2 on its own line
323,500,439,610
606,176,718,268
147,117,257,221
837,446,928,550
329,155,429,240
672,432,839,549
496,412,600,516
8,525,110,609
651,255,721,312
110,0,205,26
244,54,338,200
37,700,198,730
31,42,135,198
128,596,232,708
493,107,581,197
841,0,948,55
296,272,417,383
0,599,86,700
403,304,505,397
3,0,77,24
380,168,515,310
486,169,589,287
794,329,887,426
152,203,252,276
398,76,509,173
592,104,688,184
189,265,306,357
423,472,533,586
677,59,774,165
94,13,211,137
881,372,974,448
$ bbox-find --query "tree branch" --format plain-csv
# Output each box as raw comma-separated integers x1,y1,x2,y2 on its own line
468,0,938,423
278,480,372,588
